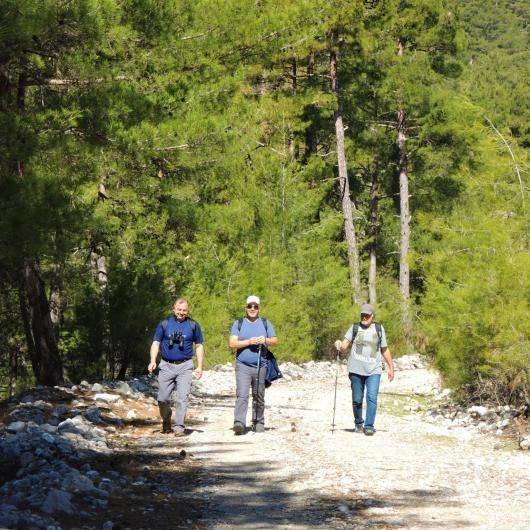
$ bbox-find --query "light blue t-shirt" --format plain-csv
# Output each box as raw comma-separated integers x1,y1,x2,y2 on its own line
230,318,276,367
345,323,387,376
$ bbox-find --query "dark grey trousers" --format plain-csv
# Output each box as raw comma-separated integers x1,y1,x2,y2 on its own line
234,360,267,427
157,359,194,428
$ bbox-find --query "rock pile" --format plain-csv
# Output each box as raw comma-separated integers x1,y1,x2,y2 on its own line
0,379,158,529
424,401,527,438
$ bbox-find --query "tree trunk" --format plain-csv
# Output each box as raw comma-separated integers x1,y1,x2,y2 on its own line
90,244,112,378
117,359,129,381
368,167,379,305
396,39,413,347
8,348,18,396
20,258,64,386
304,53,317,159
289,57,298,159
15,75,63,386
330,48,361,305
49,263,64,328
18,277,38,378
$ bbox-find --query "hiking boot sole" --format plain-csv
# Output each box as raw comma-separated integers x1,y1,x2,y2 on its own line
233,423,245,435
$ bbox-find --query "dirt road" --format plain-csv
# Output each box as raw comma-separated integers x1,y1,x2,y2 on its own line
121,367,529,529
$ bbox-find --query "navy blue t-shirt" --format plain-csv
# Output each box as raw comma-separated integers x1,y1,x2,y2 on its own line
153,316,204,361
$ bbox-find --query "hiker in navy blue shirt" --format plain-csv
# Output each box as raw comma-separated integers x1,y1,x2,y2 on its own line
148,298,204,435
229,295,278,434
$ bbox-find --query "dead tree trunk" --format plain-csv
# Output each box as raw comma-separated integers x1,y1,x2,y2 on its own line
330,48,361,305
288,57,298,160
90,243,113,377
8,348,18,396
396,39,413,348
304,53,317,159
49,263,65,328
368,167,380,305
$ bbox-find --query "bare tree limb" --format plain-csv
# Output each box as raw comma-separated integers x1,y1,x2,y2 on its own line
484,115,525,205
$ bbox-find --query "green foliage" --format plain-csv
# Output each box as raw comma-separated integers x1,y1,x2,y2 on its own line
0,0,527,403
420,132,529,402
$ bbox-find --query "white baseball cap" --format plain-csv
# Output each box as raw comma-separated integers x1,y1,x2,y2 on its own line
246,295,260,306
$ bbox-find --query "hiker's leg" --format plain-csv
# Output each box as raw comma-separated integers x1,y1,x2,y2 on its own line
234,362,253,426
174,359,194,430
364,374,381,429
251,361,267,427
157,360,176,429
350,372,365,427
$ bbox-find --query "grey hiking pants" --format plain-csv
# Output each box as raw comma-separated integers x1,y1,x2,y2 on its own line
234,360,267,427
157,359,194,428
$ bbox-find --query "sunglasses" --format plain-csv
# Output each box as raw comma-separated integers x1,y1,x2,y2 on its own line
246,304,259,309
360,313,373,319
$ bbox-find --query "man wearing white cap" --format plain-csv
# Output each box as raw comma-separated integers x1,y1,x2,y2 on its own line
335,303,394,435
229,295,278,434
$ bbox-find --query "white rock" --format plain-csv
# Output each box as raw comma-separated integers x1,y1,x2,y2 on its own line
41,489,74,514
91,383,104,392
497,419,510,429
84,407,102,424
468,406,488,418
393,354,427,370
6,421,26,433
520,436,530,450
41,432,56,444
40,423,58,434
94,393,120,403
114,382,132,395
126,410,138,420
434,388,451,400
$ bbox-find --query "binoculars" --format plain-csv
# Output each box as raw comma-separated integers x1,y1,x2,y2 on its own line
169,331,184,348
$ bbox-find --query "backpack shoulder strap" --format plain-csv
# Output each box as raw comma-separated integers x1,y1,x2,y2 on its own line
374,322,382,349
350,322,359,342
161,315,173,334
237,318,244,332
187,317,197,341
261,317,269,334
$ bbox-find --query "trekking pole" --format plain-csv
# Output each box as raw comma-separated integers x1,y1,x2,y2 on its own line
253,342,263,431
331,346,340,434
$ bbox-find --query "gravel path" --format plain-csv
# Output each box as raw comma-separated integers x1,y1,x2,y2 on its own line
176,367,530,529
2,365,527,529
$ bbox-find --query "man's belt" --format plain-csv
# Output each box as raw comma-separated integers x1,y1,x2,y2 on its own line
162,358,191,365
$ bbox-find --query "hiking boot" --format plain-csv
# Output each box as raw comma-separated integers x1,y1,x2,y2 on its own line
363,427,376,436
354,425,364,433
233,422,245,435
161,420,173,434
254,423,265,433
174,426,186,437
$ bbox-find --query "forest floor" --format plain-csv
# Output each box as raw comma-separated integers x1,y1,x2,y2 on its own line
96,367,529,530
